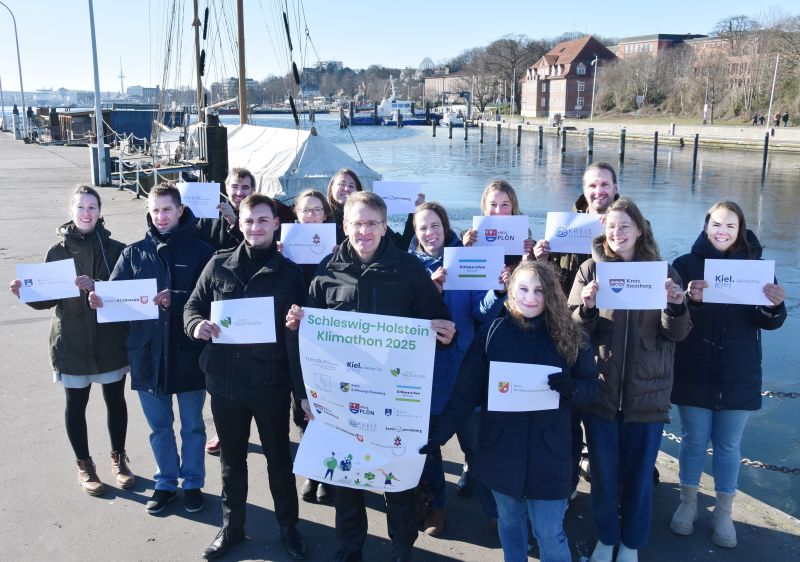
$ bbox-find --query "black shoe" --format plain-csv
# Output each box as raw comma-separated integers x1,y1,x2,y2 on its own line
202,527,245,560
184,488,204,513
145,489,177,514
279,526,306,560
300,479,317,502
331,550,363,562
316,482,334,504
456,469,473,497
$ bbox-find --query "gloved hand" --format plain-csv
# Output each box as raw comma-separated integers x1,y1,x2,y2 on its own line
419,440,439,455
548,372,577,400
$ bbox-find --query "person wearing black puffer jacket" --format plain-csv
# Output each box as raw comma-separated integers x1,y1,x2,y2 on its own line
90,183,214,516
669,201,786,549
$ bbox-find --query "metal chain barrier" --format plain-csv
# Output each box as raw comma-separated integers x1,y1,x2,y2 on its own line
662,430,800,475
761,390,800,398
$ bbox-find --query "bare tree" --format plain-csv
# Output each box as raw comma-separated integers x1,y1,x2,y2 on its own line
482,35,547,112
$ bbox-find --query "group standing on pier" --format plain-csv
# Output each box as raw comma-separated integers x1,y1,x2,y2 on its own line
9,161,786,561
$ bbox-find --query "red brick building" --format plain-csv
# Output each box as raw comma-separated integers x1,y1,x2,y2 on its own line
521,36,616,118
612,33,706,59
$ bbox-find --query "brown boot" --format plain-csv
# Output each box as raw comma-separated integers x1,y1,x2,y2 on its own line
111,450,135,489
76,458,106,496
423,507,445,537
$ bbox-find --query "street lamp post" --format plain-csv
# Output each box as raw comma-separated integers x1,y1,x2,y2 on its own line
590,55,599,121
0,1,28,138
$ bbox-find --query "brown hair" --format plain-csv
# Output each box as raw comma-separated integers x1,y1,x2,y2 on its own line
582,162,618,187
704,200,753,258
602,197,661,262
326,169,364,215
413,202,452,251
294,189,333,222
480,179,521,216
343,191,387,222
505,261,584,366
226,167,256,189
240,193,278,217
70,185,102,210
148,182,182,207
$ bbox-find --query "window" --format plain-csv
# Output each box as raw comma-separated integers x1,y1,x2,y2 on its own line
541,97,547,107
541,82,547,92
576,96,584,109
577,63,586,76
577,81,585,92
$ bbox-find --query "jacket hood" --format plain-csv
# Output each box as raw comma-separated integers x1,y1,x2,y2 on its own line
412,230,460,269
146,205,199,242
690,229,763,260
590,235,622,263
57,218,112,241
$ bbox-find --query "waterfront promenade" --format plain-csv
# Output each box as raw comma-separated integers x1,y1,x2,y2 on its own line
1,132,798,561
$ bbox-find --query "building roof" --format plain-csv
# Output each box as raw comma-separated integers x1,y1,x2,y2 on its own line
530,36,615,74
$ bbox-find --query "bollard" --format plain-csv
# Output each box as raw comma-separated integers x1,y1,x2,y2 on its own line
619,128,626,160
538,125,543,150
653,131,658,165
480,122,484,143
516,124,522,147
588,128,594,155
448,122,453,139
561,128,567,153
762,132,769,171
496,123,501,145
464,121,468,141
692,133,699,175
432,121,436,137
670,122,676,135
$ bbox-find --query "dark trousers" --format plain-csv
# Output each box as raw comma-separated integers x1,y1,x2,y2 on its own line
210,390,299,530
335,485,417,558
570,409,585,490
64,377,128,459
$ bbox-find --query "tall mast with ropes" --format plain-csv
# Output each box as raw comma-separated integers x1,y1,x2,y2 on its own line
192,0,204,123
237,0,247,124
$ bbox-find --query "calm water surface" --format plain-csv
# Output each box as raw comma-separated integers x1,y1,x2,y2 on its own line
225,113,800,517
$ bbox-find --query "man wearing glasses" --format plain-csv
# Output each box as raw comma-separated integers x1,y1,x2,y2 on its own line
286,191,456,562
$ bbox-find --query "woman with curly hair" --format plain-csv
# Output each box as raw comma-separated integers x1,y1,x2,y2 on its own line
422,260,599,561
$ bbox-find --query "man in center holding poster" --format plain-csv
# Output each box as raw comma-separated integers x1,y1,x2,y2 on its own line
184,194,308,561
286,191,456,562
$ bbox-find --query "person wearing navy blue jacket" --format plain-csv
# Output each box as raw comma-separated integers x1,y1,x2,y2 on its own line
421,260,599,562
670,201,786,548
90,183,214,515
411,202,505,536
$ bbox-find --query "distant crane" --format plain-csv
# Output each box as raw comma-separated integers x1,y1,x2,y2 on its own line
118,58,125,95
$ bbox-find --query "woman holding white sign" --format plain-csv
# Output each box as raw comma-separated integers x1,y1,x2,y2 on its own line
567,197,691,562
411,202,506,536
9,186,133,497
669,201,786,548
421,260,599,562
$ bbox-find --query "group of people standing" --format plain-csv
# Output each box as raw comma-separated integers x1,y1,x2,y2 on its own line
10,161,786,562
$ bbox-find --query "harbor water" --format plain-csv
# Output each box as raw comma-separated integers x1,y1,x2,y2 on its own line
241,113,800,518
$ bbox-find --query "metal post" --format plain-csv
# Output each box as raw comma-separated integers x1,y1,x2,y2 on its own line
538,125,543,149
496,123,501,145
653,131,658,165
87,0,107,185
765,54,780,134
516,124,522,147
588,127,594,155
590,54,598,122
236,0,247,124
692,133,699,175
762,132,769,171
480,122,484,143
0,1,28,138
619,128,626,160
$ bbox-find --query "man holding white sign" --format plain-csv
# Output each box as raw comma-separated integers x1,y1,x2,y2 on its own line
286,192,455,562
90,183,214,516
185,194,308,561
195,168,254,250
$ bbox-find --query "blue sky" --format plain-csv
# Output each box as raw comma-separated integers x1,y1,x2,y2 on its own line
0,0,794,93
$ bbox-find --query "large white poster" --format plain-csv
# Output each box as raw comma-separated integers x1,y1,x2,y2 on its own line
472,215,529,255
702,259,774,306
16,259,79,303
293,308,436,493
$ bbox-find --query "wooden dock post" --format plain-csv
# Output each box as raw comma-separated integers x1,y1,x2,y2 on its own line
516,124,522,147
496,123,502,145
432,121,436,137
448,122,453,139
762,132,769,171
464,121,468,141
588,128,594,155
619,128,626,161
561,128,567,153
538,125,543,150
480,122,484,143
692,134,699,175
653,131,658,165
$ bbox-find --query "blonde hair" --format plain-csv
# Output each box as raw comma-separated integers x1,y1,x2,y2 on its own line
480,179,522,216
506,261,583,366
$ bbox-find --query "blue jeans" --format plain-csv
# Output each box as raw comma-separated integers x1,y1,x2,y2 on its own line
491,491,570,562
138,389,206,491
583,412,663,549
677,405,751,494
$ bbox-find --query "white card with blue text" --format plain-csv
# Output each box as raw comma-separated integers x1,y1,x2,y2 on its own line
472,215,529,255
596,261,667,310
544,212,603,254
176,182,220,218
16,259,79,303
372,181,421,215
702,259,773,306
442,246,505,291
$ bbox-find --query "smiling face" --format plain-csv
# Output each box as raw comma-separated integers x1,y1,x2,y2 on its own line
582,168,618,214
240,203,279,248
414,209,446,257
484,189,513,216
71,193,101,234
604,209,641,261
296,194,327,224
510,269,545,318
225,174,254,209
705,207,740,254
343,201,387,263
148,194,184,234
331,173,358,205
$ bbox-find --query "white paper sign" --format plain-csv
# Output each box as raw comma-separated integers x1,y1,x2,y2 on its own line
487,361,562,412
176,182,221,218
95,279,159,323
442,246,504,291
596,261,667,310
702,259,774,306
472,215,529,255
544,212,603,254
372,181,421,215
16,259,79,303
280,223,337,264
293,308,436,493
210,297,277,344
